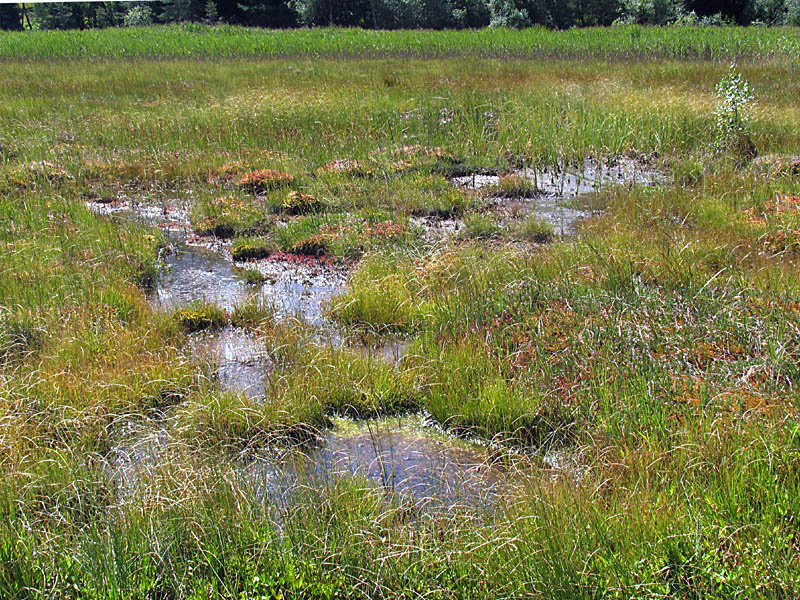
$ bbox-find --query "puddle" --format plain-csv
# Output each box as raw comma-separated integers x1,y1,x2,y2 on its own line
188,327,272,399
105,422,173,498
245,415,518,511
154,239,347,398
235,255,347,327
87,198,347,400
454,157,664,234
86,198,190,232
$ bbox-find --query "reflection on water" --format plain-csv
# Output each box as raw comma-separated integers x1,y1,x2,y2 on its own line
454,158,664,234
188,327,272,399
245,416,516,511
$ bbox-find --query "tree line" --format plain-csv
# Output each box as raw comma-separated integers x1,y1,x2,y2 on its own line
0,0,798,31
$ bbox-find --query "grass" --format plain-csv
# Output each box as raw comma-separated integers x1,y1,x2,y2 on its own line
1,26,800,599
0,24,796,61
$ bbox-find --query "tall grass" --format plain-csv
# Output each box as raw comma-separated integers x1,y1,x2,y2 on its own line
0,24,798,61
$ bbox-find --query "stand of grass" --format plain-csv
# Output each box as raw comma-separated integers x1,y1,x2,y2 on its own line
0,24,797,61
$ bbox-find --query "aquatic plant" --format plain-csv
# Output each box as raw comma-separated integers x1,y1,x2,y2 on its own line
237,266,270,284
491,173,538,198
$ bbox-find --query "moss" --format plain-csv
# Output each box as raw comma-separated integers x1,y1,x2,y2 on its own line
237,169,295,192
173,301,229,332
231,237,275,261
277,190,323,215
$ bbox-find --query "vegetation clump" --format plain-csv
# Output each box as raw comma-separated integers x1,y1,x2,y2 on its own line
491,173,538,198
237,168,295,192
231,236,275,261
237,266,270,284
231,296,274,328
317,159,372,177
191,194,272,238
514,215,556,243
278,190,323,214
462,212,502,239
173,301,229,332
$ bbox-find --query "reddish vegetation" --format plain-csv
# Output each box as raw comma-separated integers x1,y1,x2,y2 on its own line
744,194,800,225
236,169,294,191
743,194,800,253
267,251,334,266
317,159,370,176
366,221,407,238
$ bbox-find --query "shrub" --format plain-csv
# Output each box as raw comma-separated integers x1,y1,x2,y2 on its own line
123,5,153,26
713,63,756,163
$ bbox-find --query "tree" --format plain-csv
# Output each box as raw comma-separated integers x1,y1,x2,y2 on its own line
236,0,298,27
0,4,22,30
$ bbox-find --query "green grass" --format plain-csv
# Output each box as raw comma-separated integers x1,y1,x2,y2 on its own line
1,27,800,599
0,24,797,60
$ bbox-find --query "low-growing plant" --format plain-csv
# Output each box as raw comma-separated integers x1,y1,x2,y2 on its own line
462,212,502,239
232,236,275,261
231,296,275,329
276,190,323,215
173,300,229,332
491,173,538,198
237,267,270,284
330,254,417,333
237,169,295,192
191,194,272,238
514,215,555,243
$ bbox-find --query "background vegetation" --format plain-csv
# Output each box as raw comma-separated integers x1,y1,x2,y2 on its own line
1,0,799,31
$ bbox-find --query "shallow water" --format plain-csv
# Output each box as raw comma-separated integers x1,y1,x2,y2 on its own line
188,327,272,399
245,416,514,510
91,197,561,509
454,158,664,234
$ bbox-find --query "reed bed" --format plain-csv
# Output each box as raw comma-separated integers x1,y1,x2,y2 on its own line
0,23,797,61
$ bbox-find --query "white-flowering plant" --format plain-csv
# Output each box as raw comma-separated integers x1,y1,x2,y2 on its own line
713,64,755,154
